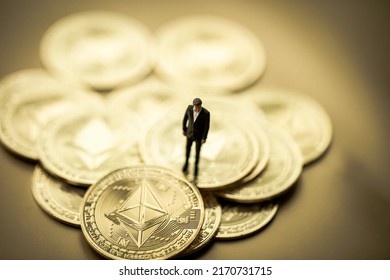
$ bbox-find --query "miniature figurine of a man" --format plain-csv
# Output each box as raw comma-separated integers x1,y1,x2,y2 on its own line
182,98,210,177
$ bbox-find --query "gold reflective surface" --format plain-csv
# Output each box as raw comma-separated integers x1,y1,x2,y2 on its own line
0,0,389,260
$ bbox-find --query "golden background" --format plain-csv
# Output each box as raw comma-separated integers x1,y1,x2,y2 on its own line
0,0,389,259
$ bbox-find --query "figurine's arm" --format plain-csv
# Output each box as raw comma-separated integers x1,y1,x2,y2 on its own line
182,106,189,136
202,110,210,143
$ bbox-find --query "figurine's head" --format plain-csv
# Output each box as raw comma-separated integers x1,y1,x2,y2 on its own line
193,98,202,112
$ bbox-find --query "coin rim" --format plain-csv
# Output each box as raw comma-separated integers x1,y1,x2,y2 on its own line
31,164,83,227
215,201,279,240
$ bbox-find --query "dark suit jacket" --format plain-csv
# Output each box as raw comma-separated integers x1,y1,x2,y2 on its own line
182,105,210,141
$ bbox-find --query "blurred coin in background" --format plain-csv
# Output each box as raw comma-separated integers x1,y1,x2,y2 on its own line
38,107,142,186
155,15,267,92
0,68,101,160
248,89,333,164
217,123,303,203
40,10,156,91
108,77,178,121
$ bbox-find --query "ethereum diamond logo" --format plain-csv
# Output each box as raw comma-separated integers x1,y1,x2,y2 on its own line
68,118,118,169
105,181,168,248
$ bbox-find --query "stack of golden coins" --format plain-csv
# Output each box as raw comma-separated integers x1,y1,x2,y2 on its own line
0,11,332,259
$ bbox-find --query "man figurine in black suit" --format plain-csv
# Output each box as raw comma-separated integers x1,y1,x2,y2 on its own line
182,98,210,178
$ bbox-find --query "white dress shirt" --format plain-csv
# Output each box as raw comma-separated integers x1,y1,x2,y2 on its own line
193,107,202,122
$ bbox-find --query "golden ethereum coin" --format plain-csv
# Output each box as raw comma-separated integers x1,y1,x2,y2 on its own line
217,123,303,203
155,15,267,92
249,88,333,165
31,165,85,226
108,77,178,121
215,200,278,240
38,107,142,186
0,68,100,160
80,165,204,260
40,10,156,91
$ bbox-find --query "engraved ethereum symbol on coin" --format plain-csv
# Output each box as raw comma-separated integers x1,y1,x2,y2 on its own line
19,98,70,142
105,181,168,248
70,118,118,170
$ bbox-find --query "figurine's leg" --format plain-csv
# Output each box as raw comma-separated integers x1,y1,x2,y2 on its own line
194,140,202,177
183,137,193,172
